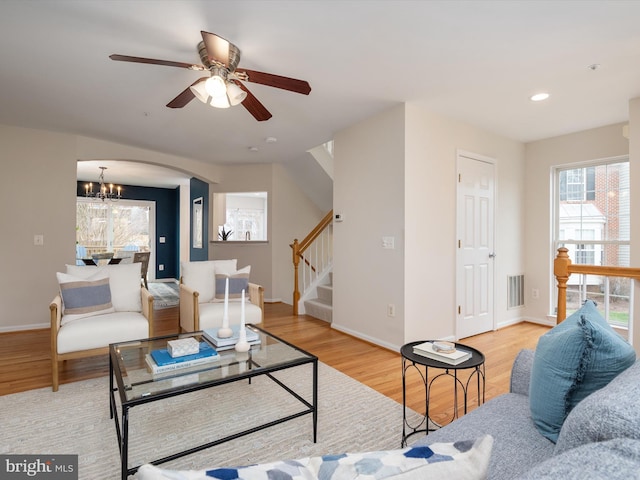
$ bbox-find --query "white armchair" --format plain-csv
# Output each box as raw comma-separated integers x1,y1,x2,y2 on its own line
179,260,264,332
50,262,153,391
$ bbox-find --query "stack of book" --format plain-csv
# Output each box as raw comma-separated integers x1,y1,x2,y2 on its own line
203,325,261,350
146,341,219,374
412,341,472,365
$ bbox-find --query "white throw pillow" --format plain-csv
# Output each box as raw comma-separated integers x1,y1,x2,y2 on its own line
212,259,238,276
136,435,494,480
66,263,142,312
181,260,238,303
57,270,115,325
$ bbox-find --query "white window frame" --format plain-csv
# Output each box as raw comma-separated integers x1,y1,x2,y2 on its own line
552,156,631,332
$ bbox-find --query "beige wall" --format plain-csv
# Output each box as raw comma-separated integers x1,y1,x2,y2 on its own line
404,105,526,343
271,163,324,303
333,105,406,349
1,123,321,331
332,104,524,350
208,163,324,302
523,123,629,325
0,125,77,331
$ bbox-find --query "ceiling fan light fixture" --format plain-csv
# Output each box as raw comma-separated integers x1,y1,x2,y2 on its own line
205,74,227,97
209,93,230,109
189,81,210,104
226,82,247,106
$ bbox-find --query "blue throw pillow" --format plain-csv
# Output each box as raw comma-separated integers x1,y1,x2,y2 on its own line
529,300,636,443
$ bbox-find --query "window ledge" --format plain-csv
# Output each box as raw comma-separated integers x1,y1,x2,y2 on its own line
211,240,269,245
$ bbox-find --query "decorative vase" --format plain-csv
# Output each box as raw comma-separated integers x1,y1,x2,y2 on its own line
235,289,250,353
217,277,233,338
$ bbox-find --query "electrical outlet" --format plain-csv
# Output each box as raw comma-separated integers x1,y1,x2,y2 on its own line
532,288,540,299
387,304,396,317
159,264,164,271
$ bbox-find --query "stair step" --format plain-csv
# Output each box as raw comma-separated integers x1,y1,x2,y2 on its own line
317,284,333,303
304,298,332,323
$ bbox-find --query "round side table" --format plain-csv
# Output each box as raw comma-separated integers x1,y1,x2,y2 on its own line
401,341,485,446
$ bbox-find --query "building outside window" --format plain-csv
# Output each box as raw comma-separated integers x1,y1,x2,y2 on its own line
553,158,630,335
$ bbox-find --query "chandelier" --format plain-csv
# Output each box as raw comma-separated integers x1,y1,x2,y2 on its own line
84,166,122,202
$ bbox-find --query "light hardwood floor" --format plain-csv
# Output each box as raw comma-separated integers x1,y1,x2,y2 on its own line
0,303,549,423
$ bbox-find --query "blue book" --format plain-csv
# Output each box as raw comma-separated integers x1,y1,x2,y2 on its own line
150,341,217,366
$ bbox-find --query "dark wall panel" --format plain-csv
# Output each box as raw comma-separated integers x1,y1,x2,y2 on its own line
77,182,180,280
190,177,209,261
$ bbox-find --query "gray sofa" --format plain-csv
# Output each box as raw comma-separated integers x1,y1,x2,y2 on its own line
412,349,640,479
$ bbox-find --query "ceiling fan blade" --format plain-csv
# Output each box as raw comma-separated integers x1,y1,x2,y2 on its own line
233,81,272,121
201,31,230,66
238,69,311,95
110,54,201,70
166,78,206,108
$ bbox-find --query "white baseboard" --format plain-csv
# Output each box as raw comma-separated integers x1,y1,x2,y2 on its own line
0,323,49,333
331,322,401,352
264,298,282,303
497,316,555,330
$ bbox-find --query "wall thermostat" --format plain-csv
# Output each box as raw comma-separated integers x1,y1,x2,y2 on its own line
334,213,344,222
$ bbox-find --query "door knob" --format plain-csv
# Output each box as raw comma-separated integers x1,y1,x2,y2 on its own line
489,252,497,258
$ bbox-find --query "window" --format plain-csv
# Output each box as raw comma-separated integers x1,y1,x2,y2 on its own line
553,159,630,334
213,192,267,241
76,198,155,259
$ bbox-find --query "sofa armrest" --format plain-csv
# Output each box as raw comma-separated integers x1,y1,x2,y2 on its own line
510,349,534,395
248,282,265,323
179,283,199,332
140,287,154,337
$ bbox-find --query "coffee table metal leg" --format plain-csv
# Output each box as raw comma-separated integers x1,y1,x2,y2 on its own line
312,359,318,442
121,406,129,480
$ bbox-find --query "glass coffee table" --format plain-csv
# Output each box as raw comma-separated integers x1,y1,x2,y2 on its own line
109,325,318,479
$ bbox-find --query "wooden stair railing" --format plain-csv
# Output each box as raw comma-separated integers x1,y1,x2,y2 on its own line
554,247,640,322
291,210,333,315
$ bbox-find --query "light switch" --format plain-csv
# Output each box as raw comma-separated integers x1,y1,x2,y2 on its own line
382,236,395,249
34,234,44,246
159,236,166,244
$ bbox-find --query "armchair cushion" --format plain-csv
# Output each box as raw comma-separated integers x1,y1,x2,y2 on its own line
56,271,114,324
181,260,238,303
56,310,149,354
66,263,142,312
214,266,251,301
198,301,262,330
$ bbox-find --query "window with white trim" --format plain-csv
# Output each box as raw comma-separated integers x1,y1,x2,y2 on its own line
553,158,631,336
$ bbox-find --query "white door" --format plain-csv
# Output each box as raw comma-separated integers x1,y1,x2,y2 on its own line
456,153,495,339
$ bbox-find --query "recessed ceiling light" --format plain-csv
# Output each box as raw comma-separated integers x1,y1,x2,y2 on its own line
530,93,550,102
249,146,259,152
265,137,277,144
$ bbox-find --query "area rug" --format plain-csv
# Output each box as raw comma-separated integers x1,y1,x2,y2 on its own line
1,362,424,479
148,281,179,309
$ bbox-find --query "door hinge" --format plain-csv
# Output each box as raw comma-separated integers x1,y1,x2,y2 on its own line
458,173,461,182
458,239,461,248
458,305,461,314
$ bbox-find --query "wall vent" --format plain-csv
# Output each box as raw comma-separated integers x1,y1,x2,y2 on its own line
508,274,525,309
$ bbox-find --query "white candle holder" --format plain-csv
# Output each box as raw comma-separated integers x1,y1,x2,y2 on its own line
217,277,233,338
235,288,250,352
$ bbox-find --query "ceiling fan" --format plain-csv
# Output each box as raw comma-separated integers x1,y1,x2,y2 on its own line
110,31,311,121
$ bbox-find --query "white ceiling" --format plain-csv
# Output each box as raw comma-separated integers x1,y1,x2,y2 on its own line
2,1,640,188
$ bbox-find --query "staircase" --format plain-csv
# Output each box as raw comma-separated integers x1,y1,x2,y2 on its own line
303,272,333,322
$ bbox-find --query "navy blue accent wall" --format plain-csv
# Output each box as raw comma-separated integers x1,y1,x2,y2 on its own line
77,182,180,280
190,177,209,261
